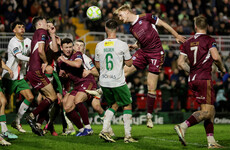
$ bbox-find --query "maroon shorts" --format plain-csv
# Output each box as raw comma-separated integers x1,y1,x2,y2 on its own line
132,49,164,73
70,79,97,99
188,80,215,105
26,70,50,90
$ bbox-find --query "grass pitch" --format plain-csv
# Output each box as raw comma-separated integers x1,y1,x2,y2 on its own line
3,124,230,150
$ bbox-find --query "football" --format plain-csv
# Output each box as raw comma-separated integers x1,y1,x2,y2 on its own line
86,6,102,21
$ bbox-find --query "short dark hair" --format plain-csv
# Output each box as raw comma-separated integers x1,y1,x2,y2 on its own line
105,19,118,30
11,21,25,31
32,16,45,29
75,40,85,46
61,38,73,46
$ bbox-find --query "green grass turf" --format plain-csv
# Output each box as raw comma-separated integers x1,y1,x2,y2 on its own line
3,124,230,150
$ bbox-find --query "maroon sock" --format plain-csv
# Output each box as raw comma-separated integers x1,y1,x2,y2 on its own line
37,108,49,124
147,93,156,114
32,98,52,117
186,115,199,127
66,110,84,129
204,120,214,136
76,103,89,125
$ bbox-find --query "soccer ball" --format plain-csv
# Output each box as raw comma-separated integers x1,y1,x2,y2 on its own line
86,6,101,21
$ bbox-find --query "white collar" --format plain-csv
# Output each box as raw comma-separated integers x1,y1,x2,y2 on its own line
194,33,206,39
131,15,139,25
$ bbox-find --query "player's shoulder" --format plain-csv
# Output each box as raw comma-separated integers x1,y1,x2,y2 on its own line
35,28,48,35
116,39,128,47
97,40,105,46
139,13,149,19
9,36,18,43
24,37,31,43
201,34,215,40
72,51,83,59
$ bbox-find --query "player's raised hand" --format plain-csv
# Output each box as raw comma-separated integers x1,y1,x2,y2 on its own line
176,35,186,43
56,36,61,45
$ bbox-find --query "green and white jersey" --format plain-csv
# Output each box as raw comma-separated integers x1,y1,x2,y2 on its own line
95,38,131,88
2,36,31,80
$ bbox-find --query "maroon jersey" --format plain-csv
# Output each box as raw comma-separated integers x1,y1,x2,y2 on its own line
58,51,95,85
28,29,51,71
58,52,84,84
129,13,163,53
180,33,217,81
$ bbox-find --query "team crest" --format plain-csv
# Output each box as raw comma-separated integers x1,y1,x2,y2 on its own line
132,56,136,60
139,21,142,24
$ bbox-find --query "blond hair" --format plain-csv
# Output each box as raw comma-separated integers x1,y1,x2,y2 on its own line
114,4,132,15
194,15,207,30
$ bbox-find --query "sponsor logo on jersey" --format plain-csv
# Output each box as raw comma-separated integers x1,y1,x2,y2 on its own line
102,74,116,79
104,41,114,47
41,34,46,41
13,47,20,54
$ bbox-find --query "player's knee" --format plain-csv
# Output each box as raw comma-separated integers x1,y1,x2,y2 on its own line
197,110,212,120
92,102,101,112
0,98,7,106
64,103,75,113
27,95,34,102
45,65,54,74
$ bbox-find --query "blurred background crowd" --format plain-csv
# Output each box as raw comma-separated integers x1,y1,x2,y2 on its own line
0,0,230,113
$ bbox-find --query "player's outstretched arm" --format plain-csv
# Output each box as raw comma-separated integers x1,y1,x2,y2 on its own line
210,47,226,73
157,19,186,44
177,54,190,74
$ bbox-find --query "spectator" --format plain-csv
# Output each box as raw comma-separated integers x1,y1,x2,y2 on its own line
160,79,172,111
171,79,180,111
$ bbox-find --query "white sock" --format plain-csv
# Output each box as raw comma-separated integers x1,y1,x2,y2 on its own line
1,122,8,133
85,124,91,129
180,121,188,129
123,113,132,137
102,109,115,132
147,113,152,119
16,102,29,124
79,128,84,132
207,136,215,143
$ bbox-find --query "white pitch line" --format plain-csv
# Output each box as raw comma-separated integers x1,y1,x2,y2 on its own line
144,136,206,147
